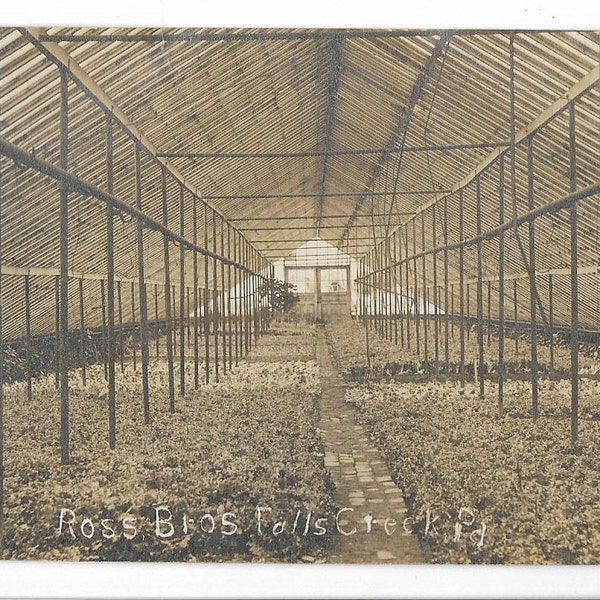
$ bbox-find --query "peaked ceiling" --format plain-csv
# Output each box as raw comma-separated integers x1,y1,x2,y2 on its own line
0,27,599,336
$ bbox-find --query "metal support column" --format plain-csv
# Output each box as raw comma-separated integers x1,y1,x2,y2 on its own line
227,224,233,369
154,284,160,359
193,197,199,388
527,136,539,420
432,205,439,366
498,156,506,416
443,197,450,373
212,212,219,382
476,177,485,399
548,274,554,373
130,281,137,371
221,219,227,374
459,189,466,388
135,145,150,423
569,103,579,442
233,231,239,367
179,185,186,396
106,114,117,448
204,206,211,383
117,281,124,373
24,275,32,402
79,278,87,384
161,167,176,411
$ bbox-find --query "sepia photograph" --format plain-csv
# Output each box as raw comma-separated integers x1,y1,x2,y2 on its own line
0,1,599,597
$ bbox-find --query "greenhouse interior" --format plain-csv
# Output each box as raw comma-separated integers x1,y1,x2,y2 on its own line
0,27,599,566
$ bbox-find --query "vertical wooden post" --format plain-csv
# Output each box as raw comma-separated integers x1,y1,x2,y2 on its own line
161,168,175,412
513,279,519,355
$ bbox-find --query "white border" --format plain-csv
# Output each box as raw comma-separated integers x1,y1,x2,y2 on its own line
2,562,600,598
1,2,600,598
0,0,599,29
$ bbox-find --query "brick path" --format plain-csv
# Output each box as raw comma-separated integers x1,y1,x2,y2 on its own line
316,329,425,563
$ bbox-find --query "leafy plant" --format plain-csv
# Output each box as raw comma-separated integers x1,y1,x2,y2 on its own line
259,278,299,314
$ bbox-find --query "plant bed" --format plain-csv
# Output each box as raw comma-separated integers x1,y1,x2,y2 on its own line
325,319,598,384
1,337,334,562
345,377,600,564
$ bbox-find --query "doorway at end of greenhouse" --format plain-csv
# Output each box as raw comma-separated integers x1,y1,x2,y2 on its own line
285,265,351,322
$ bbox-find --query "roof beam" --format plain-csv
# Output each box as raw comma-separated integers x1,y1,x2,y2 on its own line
158,142,508,159
252,236,385,243
231,212,416,221
241,223,404,231
36,30,516,44
338,33,452,245
19,28,256,252
0,135,258,274
454,263,600,287
411,63,600,220
0,263,168,287
201,189,450,200
316,34,344,235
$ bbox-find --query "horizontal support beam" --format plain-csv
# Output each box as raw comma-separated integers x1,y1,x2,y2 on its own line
202,190,448,200
252,236,383,243
21,28,256,253
358,180,600,278
0,264,233,290
37,30,519,44
0,136,261,276
403,64,600,222
241,223,405,231
231,212,416,222
457,263,600,287
363,263,600,291
158,142,508,160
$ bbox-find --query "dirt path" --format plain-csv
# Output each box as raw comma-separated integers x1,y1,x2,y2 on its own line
315,327,425,563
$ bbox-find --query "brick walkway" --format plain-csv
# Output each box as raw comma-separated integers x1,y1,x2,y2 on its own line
316,329,425,563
